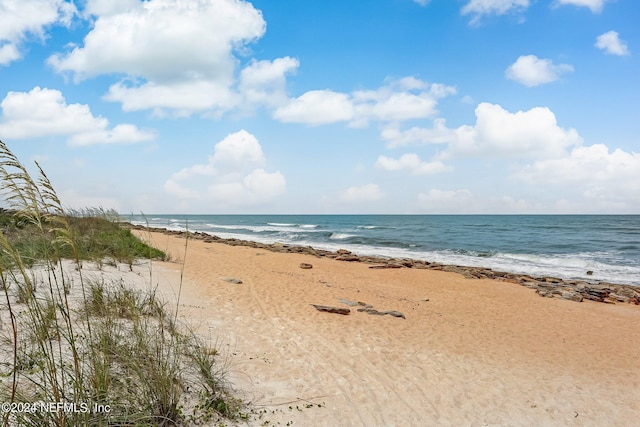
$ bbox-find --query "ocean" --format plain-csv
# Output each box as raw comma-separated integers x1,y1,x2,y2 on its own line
125,214,640,286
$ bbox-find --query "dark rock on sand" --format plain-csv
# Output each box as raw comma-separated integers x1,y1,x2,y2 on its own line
520,281,540,289
335,255,361,262
609,293,630,303
299,263,313,269
311,304,350,315
221,277,243,284
357,307,406,319
536,282,563,298
613,287,638,299
337,298,359,307
583,285,611,302
561,291,584,302
337,298,372,308
385,310,406,319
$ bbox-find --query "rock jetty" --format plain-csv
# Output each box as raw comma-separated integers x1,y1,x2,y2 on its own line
130,225,640,305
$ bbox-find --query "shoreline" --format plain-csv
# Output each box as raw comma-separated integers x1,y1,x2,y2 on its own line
128,224,639,304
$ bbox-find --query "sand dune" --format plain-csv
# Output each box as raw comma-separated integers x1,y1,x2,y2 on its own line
136,230,640,426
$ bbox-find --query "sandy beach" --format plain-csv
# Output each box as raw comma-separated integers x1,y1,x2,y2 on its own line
135,229,640,426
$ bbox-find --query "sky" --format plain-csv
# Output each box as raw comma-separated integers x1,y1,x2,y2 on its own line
0,0,638,214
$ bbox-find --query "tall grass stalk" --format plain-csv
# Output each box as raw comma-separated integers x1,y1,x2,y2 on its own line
0,140,242,426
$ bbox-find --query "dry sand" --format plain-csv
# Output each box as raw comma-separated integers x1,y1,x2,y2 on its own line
134,230,640,426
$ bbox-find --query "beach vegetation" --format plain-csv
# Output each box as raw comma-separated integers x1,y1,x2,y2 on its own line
0,140,243,426
0,207,166,270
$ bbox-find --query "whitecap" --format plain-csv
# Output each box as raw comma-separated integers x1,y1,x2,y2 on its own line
206,223,250,231
330,233,356,240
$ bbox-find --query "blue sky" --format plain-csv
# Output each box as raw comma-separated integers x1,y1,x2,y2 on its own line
0,0,638,214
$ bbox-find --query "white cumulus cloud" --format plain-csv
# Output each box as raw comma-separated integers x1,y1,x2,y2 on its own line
0,87,155,145
104,80,239,117
243,168,287,200
506,55,574,87
381,119,457,148
239,57,300,108
274,77,455,127
382,103,582,159
69,124,157,147
375,154,451,175
209,128,265,173
273,90,355,125
554,0,609,13
83,0,141,17
164,130,286,208
461,0,530,24
515,144,640,212
0,0,76,65
351,79,454,126
49,0,268,116
595,31,630,56
50,0,264,81
0,43,20,64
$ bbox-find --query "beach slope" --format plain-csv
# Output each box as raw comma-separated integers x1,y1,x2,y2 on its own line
138,230,640,426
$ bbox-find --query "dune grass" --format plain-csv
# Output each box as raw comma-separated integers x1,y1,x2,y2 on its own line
0,140,243,426
0,207,166,271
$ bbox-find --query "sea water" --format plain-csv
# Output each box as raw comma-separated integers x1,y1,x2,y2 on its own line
125,214,640,286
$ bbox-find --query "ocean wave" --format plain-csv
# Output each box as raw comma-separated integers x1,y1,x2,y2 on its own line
618,245,639,250
329,233,356,240
206,223,251,230
498,251,609,268
266,222,319,229
205,223,322,235
457,251,640,285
